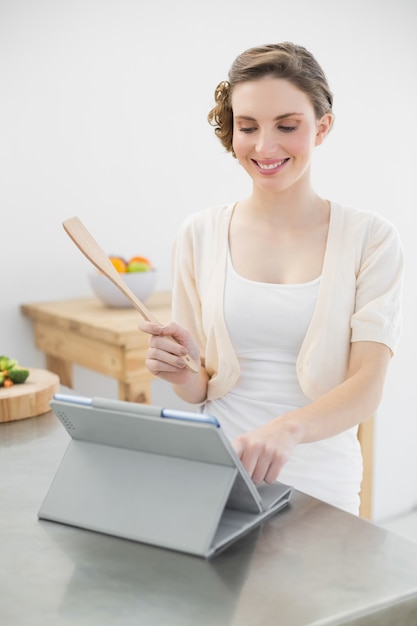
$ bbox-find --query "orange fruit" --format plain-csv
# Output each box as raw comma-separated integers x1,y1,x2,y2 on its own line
128,255,151,268
109,256,127,273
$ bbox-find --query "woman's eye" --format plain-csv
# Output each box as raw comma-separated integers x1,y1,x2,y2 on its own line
238,127,257,133
279,125,297,133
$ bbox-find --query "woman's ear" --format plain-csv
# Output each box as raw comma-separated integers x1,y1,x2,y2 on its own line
315,113,334,146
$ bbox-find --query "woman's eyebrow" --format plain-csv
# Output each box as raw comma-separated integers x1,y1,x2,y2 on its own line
234,112,303,121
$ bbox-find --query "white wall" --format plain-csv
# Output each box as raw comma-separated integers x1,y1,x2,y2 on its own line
1,0,416,521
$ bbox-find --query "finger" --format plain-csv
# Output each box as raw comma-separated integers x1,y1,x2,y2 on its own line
146,357,186,375
237,441,262,480
264,454,288,483
233,437,282,485
159,321,188,339
158,323,195,352
148,335,187,358
147,347,187,371
138,320,163,336
251,455,274,485
232,438,256,475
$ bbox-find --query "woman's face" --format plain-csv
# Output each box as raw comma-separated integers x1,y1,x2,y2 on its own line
231,77,332,194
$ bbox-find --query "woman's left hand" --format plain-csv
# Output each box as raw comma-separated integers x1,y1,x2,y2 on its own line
232,418,301,484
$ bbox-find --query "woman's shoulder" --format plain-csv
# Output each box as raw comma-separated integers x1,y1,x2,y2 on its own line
330,201,401,239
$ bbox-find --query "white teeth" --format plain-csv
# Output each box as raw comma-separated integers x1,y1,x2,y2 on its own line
258,159,287,170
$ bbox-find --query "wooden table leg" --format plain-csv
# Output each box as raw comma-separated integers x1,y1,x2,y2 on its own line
118,378,152,404
358,416,374,520
45,355,73,389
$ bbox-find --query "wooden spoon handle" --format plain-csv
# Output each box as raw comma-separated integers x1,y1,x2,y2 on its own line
62,217,200,374
63,216,158,322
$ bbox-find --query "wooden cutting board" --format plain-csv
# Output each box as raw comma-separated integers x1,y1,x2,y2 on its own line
0,368,60,423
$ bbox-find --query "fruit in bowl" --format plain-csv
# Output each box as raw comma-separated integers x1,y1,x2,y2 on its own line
89,255,158,308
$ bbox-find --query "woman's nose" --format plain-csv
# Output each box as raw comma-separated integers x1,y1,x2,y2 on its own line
255,131,278,155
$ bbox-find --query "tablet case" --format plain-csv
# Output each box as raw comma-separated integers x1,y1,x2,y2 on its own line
38,395,292,558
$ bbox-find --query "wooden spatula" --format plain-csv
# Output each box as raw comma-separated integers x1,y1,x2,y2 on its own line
62,216,199,373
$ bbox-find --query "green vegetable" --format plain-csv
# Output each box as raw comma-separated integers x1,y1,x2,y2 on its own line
0,356,10,370
0,355,30,387
0,356,18,371
8,368,30,384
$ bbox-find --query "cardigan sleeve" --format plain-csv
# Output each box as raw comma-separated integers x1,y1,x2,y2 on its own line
297,204,404,401
351,213,404,354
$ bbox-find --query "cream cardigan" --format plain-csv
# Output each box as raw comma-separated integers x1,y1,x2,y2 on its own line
171,201,403,402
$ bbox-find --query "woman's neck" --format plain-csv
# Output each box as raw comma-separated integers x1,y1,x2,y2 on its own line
240,185,328,229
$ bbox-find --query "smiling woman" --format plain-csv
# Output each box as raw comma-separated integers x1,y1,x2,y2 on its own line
137,41,404,516
230,78,333,201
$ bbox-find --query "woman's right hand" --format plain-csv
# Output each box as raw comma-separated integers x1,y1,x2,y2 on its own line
137,320,202,386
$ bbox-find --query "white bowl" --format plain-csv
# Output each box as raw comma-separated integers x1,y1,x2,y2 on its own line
89,269,158,308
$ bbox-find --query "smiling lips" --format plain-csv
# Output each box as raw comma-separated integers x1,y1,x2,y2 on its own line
254,158,289,173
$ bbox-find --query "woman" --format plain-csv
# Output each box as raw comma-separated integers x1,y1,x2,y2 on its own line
139,42,403,514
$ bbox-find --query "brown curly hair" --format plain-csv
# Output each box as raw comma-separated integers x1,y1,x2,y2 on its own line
207,42,334,156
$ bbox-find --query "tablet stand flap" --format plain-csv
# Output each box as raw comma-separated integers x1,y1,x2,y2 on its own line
38,440,238,557
225,472,293,514
226,472,263,514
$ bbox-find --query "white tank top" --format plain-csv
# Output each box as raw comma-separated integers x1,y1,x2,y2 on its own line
204,250,363,514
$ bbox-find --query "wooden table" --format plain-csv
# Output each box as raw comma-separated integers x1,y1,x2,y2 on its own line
21,293,373,519
21,292,172,405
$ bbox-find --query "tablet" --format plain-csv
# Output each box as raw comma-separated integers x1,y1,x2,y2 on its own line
39,393,292,557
